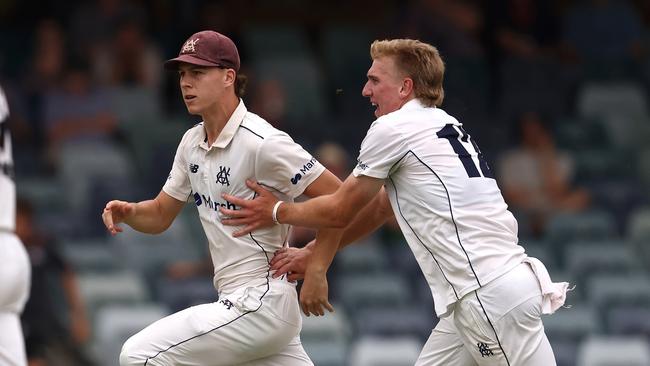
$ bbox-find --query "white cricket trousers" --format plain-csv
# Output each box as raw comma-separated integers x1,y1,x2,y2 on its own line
416,262,557,366
120,276,313,366
0,231,30,366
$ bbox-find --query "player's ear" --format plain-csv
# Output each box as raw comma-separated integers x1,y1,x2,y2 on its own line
400,78,413,98
224,69,236,86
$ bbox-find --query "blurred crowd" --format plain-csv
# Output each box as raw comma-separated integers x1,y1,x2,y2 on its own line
2,0,650,365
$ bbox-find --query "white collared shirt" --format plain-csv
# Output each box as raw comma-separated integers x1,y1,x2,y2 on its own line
164,100,325,295
0,86,15,231
353,99,526,317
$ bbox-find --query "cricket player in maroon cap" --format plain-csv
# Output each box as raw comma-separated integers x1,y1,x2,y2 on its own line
102,30,343,366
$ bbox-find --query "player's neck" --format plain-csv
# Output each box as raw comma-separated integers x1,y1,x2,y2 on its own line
201,94,239,145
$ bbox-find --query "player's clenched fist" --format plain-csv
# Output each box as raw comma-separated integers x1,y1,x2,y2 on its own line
102,200,136,235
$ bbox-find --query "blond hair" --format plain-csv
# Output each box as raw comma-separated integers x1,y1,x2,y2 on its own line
370,39,445,107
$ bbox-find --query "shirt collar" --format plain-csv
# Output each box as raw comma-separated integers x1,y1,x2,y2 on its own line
401,98,429,111
198,99,247,150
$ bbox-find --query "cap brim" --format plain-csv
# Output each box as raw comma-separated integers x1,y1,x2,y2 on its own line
164,55,221,70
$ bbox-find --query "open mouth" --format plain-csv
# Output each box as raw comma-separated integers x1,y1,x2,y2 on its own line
185,95,197,101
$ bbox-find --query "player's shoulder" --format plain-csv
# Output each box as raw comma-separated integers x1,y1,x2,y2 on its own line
239,111,290,141
177,121,205,146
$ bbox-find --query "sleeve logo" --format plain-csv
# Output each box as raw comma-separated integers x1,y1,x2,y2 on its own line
356,159,369,170
291,157,317,185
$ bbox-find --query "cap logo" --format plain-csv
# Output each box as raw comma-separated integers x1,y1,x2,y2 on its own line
181,38,199,54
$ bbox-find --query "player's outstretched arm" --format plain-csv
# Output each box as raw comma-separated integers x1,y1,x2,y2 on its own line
221,174,384,236
102,190,185,235
271,186,393,280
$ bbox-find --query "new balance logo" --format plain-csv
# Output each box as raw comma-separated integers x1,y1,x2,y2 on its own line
477,342,494,357
189,163,199,173
290,173,302,185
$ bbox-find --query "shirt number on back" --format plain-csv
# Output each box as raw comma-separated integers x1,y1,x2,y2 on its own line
436,124,493,179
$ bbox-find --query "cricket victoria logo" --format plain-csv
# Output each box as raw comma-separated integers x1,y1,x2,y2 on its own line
181,38,199,54
291,157,317,185
216,166,231,186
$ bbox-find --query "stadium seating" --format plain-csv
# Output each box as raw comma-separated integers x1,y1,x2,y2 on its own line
348,336,423,366
586,274,650,320
544,210,617,265
606,305,650,336
58,141,135,214
334,236,388,275
241,25,312,59
628,208,650,265
576,336,650,366
564,241,638,293
60,238,122,273
543,303,600,341
110,220,203,281
300,307,351,366
354,304,433,341
154,277,217,312
77,270,150,322
576,82,650,148
335,273,412,312
93,303,170,366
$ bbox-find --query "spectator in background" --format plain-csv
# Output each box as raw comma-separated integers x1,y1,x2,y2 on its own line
43,60,117,164
485,0,572,116
250,78,288,130
497,112,590,237
561,0,644,76
16,198,92,366
403,0,485,59
93,18,162,89
12,19,67,172
69,0,146,60
488,0,562,61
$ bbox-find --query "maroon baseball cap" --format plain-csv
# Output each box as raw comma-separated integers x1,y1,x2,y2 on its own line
164,30,240,71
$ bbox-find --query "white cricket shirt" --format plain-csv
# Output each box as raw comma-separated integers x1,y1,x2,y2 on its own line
0,86,15,232
163,100,325,295
353,99,526,317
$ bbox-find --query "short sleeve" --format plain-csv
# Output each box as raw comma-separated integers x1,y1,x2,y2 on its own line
353,120,408,179
255,133,325,198
162,132,192,201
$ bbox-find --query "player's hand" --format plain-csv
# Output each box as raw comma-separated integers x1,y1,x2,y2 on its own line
102,200,136,235
270,245,313,281
220,179,277,237
300,268,334,316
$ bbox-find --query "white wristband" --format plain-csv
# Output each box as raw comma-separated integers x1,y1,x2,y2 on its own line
272,201,283,225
